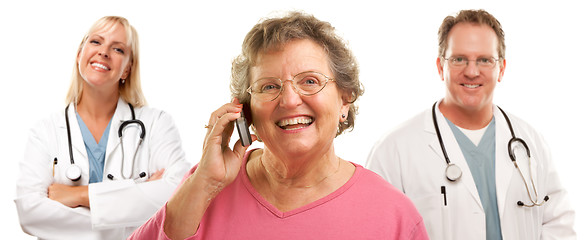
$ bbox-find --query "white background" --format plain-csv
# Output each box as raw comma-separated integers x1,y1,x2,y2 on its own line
1,0,586,238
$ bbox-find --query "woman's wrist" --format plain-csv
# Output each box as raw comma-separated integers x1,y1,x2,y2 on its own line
188,170,225,202
164,171,223,239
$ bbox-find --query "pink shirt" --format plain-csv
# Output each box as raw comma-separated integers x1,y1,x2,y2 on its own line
130,151,428,240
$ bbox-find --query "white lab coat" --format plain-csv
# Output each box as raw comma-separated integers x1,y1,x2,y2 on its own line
15,98,191,240
366,104,575,240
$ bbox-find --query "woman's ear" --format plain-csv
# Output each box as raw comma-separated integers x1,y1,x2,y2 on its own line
76,38,87,67
121,60,132,80
340,93,352,122
76,49,83,67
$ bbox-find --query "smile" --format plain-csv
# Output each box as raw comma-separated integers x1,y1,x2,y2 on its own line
276,116,314,130
91,62,110,71
461,84,481,89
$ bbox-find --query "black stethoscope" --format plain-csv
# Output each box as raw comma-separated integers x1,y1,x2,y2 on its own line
432,102,549,207
63,103,146,182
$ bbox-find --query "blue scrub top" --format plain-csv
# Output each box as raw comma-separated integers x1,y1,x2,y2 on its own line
446,117,503,240
76,113,112,184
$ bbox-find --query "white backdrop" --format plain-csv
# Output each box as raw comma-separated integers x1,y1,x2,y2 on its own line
1,0,586,239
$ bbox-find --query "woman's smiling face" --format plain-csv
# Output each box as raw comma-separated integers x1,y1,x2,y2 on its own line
77,22,131,92
249,39,349,157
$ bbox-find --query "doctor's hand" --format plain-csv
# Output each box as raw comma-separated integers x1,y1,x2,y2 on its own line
147,169,165,182
164,99,256,240
48,183,89,208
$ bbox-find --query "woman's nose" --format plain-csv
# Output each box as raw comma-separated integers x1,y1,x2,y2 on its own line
98,47,109,58
279,81,303,108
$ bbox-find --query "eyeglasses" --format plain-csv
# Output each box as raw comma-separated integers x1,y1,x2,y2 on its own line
247,71,335,102
443,56,500,69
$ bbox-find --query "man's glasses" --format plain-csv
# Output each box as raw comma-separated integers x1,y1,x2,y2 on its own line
443,56,500,69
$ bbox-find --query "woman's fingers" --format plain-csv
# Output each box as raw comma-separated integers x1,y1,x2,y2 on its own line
205,111,241,148
233,134,257,159
199,98,252,186
199,110,243,182
203,100,243,148
206,99,241,129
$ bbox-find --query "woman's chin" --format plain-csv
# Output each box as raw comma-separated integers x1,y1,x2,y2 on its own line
268,139,315,157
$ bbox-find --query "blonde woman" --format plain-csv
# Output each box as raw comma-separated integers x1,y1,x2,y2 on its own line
15,16,190,239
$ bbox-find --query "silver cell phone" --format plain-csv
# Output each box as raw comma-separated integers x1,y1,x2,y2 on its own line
235,112,252,147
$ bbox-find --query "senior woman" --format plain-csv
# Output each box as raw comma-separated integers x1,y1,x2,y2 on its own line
130,12,428,239
15,16,190,239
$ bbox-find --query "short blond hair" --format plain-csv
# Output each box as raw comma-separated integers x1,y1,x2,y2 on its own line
66,16,146,107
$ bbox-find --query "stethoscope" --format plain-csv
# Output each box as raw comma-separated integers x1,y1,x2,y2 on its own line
63,103,146,182
432,102,549,207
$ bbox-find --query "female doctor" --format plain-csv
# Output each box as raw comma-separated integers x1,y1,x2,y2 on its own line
14,16,190,239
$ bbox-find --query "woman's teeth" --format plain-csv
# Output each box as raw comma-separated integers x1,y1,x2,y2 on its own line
92,63,110,70
277,117,313,129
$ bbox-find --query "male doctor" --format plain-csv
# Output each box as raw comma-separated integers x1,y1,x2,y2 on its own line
366,9,575,240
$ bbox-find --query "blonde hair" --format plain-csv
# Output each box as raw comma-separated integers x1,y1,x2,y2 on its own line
65,16,146,107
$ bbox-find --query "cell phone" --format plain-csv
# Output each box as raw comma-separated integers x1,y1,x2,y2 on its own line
235,111,252,147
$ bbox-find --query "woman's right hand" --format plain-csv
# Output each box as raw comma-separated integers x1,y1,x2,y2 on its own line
164,99,255,239
197,98,255,190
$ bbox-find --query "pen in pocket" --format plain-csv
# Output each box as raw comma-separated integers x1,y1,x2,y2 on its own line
53,158,58,176
441,186,447,206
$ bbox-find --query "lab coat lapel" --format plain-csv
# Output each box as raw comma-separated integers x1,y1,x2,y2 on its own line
427,103,483,209
494,106,514,219
104,99,126,175
65,102,89,169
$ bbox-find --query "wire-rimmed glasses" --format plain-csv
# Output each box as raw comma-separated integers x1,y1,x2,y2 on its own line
247,71,335,102
443,56,500,69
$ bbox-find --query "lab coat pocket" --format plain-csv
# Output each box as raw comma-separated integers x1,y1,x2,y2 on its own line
411,194,447,240
440,186,453,240
441,199,451,240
